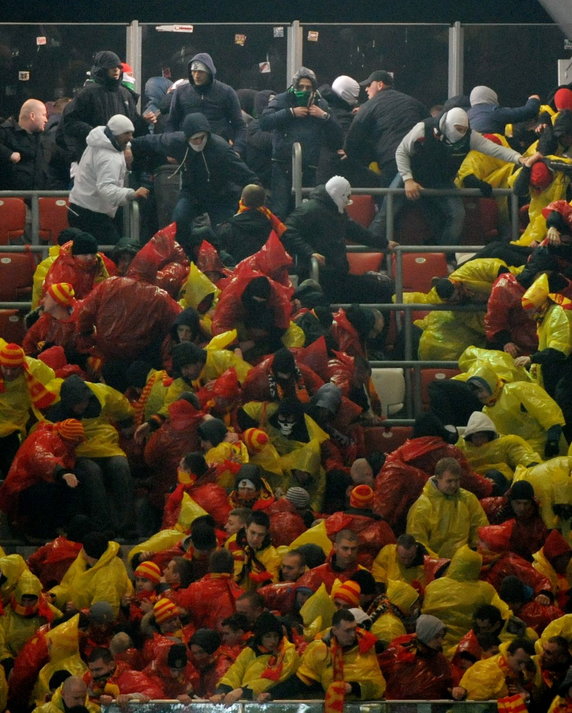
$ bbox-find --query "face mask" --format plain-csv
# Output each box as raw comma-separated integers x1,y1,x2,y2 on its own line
277,415,296,436
188,135,208,152
294,89,311,106
444,131,467,147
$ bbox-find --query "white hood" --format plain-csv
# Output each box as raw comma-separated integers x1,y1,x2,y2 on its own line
463,411,498,440
86,125,117,151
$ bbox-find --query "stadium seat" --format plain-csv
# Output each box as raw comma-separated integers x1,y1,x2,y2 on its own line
392,252,448,293
38,197,70,243
364,425,413,455
0,309,26,344
346,252,384,275
461,196,499,244
395,203,433,245
0,251,37,301
0,198,26,244
371,367,405,417
419,367,461,409
346,194,376,227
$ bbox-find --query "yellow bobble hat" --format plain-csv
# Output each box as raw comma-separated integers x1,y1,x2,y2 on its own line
47,282,75,307
242,427,270,454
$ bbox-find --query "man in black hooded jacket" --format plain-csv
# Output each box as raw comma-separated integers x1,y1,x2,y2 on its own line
58,50,149,163
131,113,258,254
165,52,246,154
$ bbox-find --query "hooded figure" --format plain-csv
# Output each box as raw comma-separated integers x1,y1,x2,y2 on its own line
422,546,511,655
458,410,541,481
166,52,246,152
131,112,258,251
58,50,142,162
468,85,540,135
260,66,343,218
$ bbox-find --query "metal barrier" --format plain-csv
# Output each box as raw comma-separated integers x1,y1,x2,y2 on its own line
0,190,140,247
103,701,498,713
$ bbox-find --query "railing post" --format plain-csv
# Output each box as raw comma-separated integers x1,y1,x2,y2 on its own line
292,142,303,207
30,194,40,245
287,20,303,82
126,20,142,111
448,21,464,98
510,191,519,243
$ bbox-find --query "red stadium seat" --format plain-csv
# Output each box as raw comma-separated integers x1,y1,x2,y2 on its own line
0,198,26,245
346,252,384,275
0,251,37,301
364,426,413,456
395,204,433,245
0,310,26,344
461,197,499,244
392,252,448,293
346,194,376,228
419,367,461,408
38,197,70,243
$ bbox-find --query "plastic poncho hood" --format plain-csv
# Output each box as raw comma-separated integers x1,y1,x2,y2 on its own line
386,578,419,614
446,545,482,582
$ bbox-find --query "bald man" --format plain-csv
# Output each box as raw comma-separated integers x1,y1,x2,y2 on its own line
33,675,99,713
0,98,62,190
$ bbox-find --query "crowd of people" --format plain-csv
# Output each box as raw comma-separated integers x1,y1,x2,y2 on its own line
0,46,572,713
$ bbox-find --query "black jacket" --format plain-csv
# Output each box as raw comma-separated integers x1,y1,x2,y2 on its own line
345,88,428,167
165,53,246,153
57,56,143,162
131,113,257,202
283,185,384,272
260,89,343,167
217,209,275,262
0,119,63,190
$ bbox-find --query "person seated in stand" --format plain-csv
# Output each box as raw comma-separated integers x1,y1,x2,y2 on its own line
229,511,280,592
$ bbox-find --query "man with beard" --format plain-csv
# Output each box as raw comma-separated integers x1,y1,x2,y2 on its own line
84,646,162,705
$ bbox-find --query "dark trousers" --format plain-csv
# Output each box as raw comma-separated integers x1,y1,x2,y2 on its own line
69,203,122,245
270,162,316,220
0,432,20,478
75,456,134,536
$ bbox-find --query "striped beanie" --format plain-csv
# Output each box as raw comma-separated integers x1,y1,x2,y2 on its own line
55,419,85,442
332,580,361,607
0,343,57,409
243,427,269,453
47,282,75,307
350,484,374,509
134,561,161,584
153,598,180,624
285,486,310,508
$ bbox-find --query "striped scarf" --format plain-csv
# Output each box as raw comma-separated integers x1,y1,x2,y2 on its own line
237,200,287,237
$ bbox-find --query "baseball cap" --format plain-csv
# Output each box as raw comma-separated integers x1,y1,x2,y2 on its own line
359,70,394,87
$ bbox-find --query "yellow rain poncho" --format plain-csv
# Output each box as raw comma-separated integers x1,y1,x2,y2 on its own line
512,458,572,529
459,641,518,699
531,302,572,388
0,571,61,660
370,579,419,645
278,421,329,512
510,152,572,247
50,540,133,615
371,543,425,586
458,345,533,384
33,682,99,713
217,637,300,695
458,411,541,481
0,553,29,604
422,546,511,655
297,627,386,699
0,349,57,438
128,529,184,565
534,614,572,656
290,520,333,558
32,615,88,707
178,262,220,335
406,477,488,559
416,310,486,361
461,362,565,456
48,379,133,459
300,582,336,640
31,244,61,309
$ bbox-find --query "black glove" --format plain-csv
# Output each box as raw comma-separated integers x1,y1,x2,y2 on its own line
463,174,493,198
545,439,560,458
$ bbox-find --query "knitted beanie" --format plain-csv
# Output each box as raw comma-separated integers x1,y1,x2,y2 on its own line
134,561,161,584
243,428,270,454
0,343,26,367
285,486,311,509
55,419,85,442
349,484,374,509
153,598,180,624
333,580,361,607
47,282,75,307
71,232,98,256
107,114,135,136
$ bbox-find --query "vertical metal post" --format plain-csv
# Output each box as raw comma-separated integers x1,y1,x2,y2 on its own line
510,192,519,243
126,20,142,111
448,21,464,98
287,20,303,83
292,142,303,206
30,194,39,245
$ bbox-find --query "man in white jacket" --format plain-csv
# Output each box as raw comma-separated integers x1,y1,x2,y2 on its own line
69,114,148,244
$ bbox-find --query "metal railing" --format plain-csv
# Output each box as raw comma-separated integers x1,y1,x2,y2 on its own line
102,701,498,713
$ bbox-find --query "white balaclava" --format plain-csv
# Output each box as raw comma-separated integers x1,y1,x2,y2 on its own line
188,131,208,152
439,108,469,144
325,175,353,214
332,75,360,106
469,85,499,107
